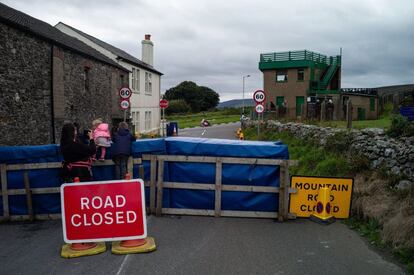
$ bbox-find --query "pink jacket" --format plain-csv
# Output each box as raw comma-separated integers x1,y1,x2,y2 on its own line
93,123,111,139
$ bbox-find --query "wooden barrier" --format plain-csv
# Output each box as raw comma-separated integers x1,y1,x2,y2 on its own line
1,154,297,222
0,158,142,222
142,154,297,221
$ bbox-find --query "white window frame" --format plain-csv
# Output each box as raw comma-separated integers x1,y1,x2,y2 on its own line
145,111,151,130
135,69,140,93
131,68,136,90
145,72,152,95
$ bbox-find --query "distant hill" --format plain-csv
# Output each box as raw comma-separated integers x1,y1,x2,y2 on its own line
217,99,255,109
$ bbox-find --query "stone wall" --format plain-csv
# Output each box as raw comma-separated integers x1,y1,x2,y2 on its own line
264,120,414,184
0,22,128,145
0,22,53,145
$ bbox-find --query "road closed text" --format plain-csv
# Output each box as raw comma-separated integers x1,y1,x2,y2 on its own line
70,195,137,227
289,176,353,218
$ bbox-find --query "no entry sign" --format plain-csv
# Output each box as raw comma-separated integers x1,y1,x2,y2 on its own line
159,99,169,109
61,179,147,243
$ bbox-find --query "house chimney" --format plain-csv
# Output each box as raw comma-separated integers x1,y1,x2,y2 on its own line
141,34,153,66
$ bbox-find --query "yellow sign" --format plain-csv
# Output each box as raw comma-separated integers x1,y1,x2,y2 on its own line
289,176,353,219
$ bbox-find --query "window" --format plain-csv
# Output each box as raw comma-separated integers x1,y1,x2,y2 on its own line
131,68,136,90
135,69,140,92
370,98,375,111
276,70,288,82
297,69,304,81
145,72,152,94
84,67,90,92
145,111,151,130
132,111,140,133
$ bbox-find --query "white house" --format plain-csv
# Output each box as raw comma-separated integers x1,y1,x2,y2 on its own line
55,22,163,134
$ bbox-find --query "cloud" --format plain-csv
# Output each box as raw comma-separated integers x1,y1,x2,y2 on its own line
2,0,414,101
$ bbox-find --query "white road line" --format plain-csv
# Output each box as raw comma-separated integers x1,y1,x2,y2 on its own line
115,216,153,275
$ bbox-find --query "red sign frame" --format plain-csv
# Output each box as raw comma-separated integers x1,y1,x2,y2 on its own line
253,90,266,104
255,103,265,114
120,99,130,110
61,179,147,243
119,87,132,99
160,99,169,109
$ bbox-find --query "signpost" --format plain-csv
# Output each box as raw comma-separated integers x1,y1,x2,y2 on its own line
61,179,147,243
253,90,266,138
159,99,169,137
289,176,354,218
118,87,132,122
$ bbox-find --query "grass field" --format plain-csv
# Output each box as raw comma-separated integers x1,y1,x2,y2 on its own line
166,110,240,128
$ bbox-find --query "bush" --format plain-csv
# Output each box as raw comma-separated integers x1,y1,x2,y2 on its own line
386,114,414,137
347,152,371,173
324,131,353,154
165,100,191,115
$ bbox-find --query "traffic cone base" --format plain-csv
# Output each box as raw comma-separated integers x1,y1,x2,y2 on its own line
111,237,156,255
310,214,336,225
310,187,335,225
61,242,106,258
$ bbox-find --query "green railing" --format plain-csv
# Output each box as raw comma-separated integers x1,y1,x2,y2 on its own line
318,56,341,89
260,50,341,66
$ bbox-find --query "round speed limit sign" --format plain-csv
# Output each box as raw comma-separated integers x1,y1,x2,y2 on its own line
119,87,132,99
255,103,265,114
120,99,130,110
253,90,266,104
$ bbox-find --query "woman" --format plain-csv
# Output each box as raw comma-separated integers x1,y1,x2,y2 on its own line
111,122,136,180
60,123,96,182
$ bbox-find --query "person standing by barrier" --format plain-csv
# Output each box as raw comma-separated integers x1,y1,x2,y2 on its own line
92,119,111,161
112,122,136,180
60,123,96,182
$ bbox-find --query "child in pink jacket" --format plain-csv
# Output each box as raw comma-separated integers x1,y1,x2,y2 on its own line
92,119,111,161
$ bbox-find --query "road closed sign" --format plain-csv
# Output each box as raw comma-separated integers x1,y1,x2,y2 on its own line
289,176,353,218
61,179,147,243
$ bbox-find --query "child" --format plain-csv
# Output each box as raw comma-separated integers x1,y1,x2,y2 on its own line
92,118,111,161
112,122,136,179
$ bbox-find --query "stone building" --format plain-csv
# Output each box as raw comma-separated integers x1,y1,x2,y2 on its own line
259,50,378,120
0,3,129,146
55,22,163,135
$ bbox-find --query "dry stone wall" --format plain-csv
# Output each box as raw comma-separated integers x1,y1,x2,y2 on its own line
264,120,414,186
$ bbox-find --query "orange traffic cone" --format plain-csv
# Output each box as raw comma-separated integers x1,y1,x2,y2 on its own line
61,177,106,258
239,132,244,140
172,125,177,136
310,187,335,225
111,174,157,254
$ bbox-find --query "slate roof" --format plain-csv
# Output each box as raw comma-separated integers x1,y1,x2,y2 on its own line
0,2,128,72
56,22,163,75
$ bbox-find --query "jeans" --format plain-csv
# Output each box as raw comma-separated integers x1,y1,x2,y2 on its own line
113,155,129,180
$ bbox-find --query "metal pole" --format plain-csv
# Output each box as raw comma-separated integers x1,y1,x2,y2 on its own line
123,109,127,122
242,76,245,115
162,108,165,137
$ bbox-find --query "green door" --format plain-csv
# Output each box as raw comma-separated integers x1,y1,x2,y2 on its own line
276,96,284,107
357,107,366,120
296,96,305,116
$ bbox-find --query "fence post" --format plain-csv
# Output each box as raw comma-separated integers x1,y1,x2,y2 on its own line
23,171,34,221
278,163,286,222
156,159,164,217
150,155,157,215
214,159,222,217
1,164,9,221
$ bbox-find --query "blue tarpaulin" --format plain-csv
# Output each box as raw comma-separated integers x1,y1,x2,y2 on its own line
0,137,289,216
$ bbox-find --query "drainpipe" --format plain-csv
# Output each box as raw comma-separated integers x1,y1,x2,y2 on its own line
50,45,56,143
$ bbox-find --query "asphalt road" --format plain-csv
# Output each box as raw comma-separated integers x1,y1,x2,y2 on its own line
0,216,404,275
178,122,240,139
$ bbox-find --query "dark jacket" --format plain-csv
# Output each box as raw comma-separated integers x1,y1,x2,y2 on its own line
61,140,96,163
112,128,135,156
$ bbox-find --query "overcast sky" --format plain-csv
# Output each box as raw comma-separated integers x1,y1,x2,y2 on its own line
3,0,414,101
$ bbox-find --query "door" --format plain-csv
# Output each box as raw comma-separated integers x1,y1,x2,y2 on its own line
357,107,366,120
296,96,305,116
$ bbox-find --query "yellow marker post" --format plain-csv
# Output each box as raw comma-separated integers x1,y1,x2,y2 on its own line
310,187,335,225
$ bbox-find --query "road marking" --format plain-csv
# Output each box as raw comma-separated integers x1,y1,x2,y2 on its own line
115,216,152,275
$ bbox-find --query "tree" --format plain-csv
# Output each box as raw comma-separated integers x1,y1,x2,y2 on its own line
164,81,220,112
165,100,191,115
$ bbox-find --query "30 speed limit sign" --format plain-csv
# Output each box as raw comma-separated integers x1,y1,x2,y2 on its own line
255,103,264,114
253,90,266,104
119,87,132,99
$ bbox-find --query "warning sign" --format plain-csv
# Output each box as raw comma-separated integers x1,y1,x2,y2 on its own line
289,176,353,218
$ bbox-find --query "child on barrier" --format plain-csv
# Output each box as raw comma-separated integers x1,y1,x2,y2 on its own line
112,122,136,180
92,118,111,161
